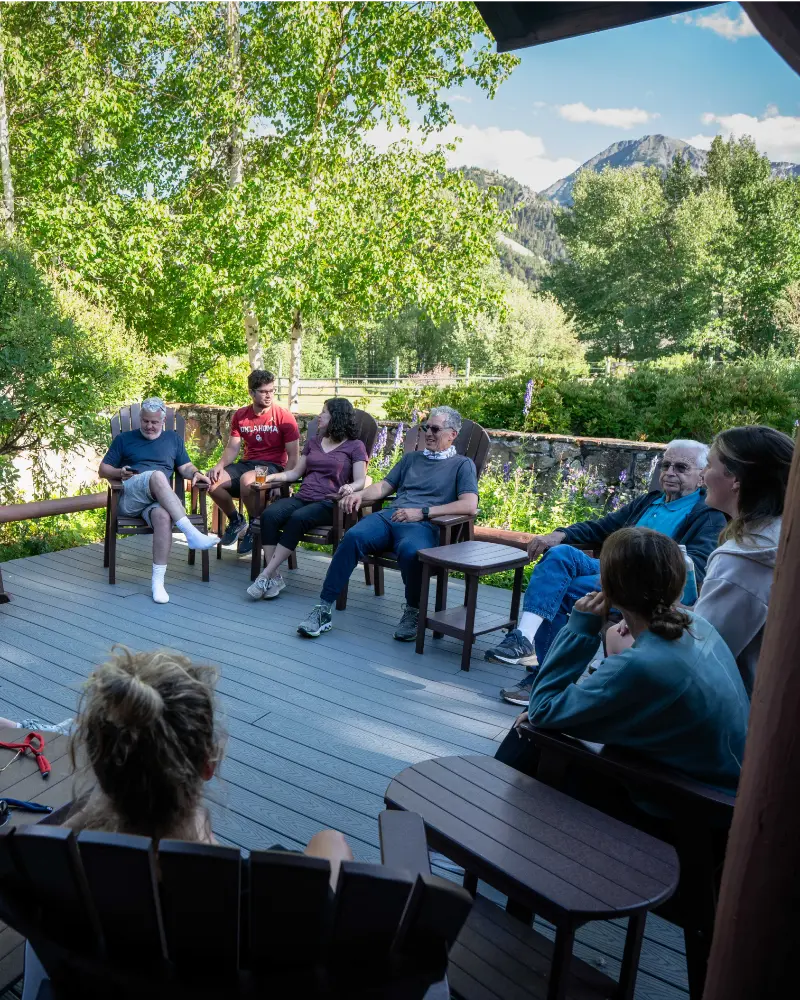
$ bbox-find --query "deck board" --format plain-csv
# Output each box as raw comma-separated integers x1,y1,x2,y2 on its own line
0,536,689,998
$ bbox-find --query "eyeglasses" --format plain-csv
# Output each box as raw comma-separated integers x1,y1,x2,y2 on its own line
661,461,695,474
421,423,445,434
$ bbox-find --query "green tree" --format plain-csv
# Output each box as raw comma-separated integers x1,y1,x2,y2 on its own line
0,242,152,474
547,136,800,360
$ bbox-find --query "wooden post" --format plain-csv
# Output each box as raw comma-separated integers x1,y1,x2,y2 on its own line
605,356,611,376
702,442,800,1000
465,357,471,384
278,359,283,401
394,356,400,388
334,356,340,396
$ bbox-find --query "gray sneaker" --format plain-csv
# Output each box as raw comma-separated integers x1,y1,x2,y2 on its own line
297,604,333,638
485,628,536,666
499,671,537,706
263,575,286,600
394,604,419,642
247,575,273,600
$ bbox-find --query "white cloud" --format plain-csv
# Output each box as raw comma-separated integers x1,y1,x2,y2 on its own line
367,122,579,190
693,9,758,40
557,102,659,129
699,110,800,161
685,133,715,150
448,94,472,104
532,101,546,109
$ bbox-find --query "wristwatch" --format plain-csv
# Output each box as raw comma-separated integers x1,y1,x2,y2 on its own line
421,507,430,521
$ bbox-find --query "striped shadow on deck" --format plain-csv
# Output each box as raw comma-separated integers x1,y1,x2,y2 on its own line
0,536,688,998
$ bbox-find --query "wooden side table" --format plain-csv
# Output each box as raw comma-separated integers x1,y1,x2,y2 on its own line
416,540,530,671
386,755,680,1000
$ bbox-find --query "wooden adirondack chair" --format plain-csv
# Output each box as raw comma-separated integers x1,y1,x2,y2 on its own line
248,409,380,590
517,722,735,1000
0,810,471,1000
337,420,491,612
103,404,211,585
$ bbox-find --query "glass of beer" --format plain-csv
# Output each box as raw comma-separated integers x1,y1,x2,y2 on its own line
255,466,267,486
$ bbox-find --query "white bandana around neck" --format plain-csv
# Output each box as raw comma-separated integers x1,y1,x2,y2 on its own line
423,445,457,460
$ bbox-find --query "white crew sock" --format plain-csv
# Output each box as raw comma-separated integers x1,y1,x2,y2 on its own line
152,564,169,604
517,611,544,643
176,516,219,550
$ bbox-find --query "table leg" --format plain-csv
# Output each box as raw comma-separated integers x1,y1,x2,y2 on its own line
416,563,432,655
617,911,646,1000
510,565,524,625
433,569,448,639
0,566,7,604
463,872,478,897
547,924,576,1000
460,573,478,672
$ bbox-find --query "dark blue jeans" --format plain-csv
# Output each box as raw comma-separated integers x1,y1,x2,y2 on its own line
523,545,601,663
320,508,439,608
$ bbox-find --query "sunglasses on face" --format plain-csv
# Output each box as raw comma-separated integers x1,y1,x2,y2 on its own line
661,461,695,474
421,423,445,434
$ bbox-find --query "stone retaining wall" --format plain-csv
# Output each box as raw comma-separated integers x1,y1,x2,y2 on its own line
175,403,667,490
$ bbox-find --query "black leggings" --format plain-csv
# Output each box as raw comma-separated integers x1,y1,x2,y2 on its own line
259,496,334,551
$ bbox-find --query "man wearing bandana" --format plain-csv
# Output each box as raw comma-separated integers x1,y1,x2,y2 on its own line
296,406,478,641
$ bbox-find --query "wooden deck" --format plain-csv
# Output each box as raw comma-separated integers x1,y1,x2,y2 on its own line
0,536,688,998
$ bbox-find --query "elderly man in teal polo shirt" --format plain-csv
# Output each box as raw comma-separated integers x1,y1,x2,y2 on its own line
488,439,727,705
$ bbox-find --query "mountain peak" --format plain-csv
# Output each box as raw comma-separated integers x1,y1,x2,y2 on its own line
540,134,800,206
541,135,708,205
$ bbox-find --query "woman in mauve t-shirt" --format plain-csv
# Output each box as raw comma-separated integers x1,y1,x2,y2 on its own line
246,399,368,600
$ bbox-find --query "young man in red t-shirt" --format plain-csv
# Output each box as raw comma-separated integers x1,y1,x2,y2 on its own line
208,369,300,554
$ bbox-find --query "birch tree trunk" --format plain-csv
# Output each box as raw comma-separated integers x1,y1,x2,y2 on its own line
244,310,263,370
225,1,261,368
0,31,15,238
289,310,302,413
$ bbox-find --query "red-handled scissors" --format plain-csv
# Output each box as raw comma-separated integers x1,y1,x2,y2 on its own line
0,733,50,779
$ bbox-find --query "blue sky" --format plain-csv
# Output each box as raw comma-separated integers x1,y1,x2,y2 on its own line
384,2,800,192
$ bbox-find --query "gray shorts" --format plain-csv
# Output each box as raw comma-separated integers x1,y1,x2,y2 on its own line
118,470,159,526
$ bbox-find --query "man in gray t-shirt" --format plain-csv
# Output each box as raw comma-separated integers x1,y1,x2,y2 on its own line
296,406,479,642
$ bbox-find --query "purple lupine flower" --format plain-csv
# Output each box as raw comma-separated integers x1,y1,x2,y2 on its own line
618,469,628,484
371,425,388,458
393,422,404,451
502,462,512,482
523,379,534,418
411,408,419,426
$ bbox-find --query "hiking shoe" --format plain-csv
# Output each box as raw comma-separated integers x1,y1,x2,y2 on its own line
221,512,247,547
297,604,333,638
485,629,537,666
237,529,254,556
394,604,419,642
499,671,537,706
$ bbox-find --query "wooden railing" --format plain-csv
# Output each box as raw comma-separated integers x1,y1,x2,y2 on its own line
0,492,107,602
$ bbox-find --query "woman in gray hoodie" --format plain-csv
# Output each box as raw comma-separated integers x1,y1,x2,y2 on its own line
694,425,794,697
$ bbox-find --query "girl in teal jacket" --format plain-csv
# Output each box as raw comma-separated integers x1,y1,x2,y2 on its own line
497,527,749,795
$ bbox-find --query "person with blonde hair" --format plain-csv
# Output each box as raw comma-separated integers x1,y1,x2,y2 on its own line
66,647,352,872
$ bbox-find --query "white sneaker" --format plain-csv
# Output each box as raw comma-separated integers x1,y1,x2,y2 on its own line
247,575,287,601
263,575,286,600
247,576,270,600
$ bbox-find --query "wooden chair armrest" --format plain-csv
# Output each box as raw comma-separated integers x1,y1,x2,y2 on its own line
379,810,431,876
518,722,735,823
106,479,124,492
429,513,472,527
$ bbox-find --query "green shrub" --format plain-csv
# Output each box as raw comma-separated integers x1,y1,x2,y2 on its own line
385,355,800,441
